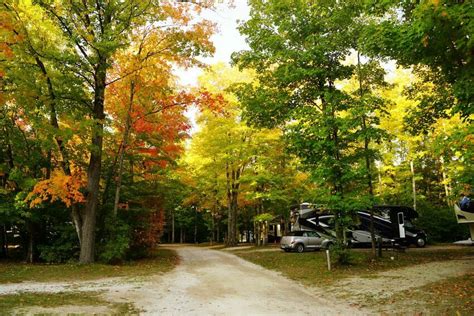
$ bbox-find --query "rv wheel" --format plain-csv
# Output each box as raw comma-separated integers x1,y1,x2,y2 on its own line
416,238,426,248
296,244,304,253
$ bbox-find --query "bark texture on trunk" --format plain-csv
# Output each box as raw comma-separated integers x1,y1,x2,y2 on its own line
410,160,417,211
0,225,7,258
26,222,35,263
357,52,377,257
80,57,107,264
171,211,175,243
113,81,135,216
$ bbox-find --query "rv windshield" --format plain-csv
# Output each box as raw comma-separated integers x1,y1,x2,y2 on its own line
404,219,415,229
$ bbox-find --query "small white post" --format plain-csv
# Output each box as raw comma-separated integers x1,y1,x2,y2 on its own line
326,249,331,271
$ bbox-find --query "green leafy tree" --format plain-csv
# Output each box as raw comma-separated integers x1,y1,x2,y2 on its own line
233,0,367,245
361,0,473,125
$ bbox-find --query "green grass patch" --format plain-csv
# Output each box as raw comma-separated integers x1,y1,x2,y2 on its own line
0,248,178,284
235,247,473,287
0,291,139,315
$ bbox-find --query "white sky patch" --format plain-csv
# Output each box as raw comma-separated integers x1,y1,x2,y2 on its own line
176,1,250,87
179,1,250,135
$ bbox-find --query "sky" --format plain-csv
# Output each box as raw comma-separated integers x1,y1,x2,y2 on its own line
178,1,250,134
177,1,399,135
175,1,250,87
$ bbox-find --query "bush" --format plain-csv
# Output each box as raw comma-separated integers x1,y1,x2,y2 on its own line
97,217,130,264
38,223,79,263
415,201,469,243
128,210,164,259
331,242,353,265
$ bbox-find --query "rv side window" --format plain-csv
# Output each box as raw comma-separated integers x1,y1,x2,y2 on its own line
398,212,404,224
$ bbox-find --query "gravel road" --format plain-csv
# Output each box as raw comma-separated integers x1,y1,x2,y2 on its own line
1,246,365,315
106,246,364,315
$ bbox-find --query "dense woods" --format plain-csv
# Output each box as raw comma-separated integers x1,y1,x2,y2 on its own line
0,0,472,264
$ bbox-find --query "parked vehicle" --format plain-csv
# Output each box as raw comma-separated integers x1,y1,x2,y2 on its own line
290,203,427,247
280,230,334,253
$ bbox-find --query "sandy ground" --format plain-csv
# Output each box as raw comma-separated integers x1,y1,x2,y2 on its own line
105,247,365,315
2,246,365,315
1,245,472,315
327,258,473,300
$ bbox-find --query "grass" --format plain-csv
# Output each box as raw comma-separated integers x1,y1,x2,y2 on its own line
0,248,178,284
235,246,473,314
374,273,474,315
0,291,139,315
234,247,474,287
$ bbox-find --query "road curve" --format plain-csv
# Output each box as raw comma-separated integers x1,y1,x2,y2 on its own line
118,246,364,315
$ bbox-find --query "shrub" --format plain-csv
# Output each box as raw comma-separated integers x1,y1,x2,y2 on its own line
415,201,469,242
38,223,79,263
331,242,353,265
128,210,164,259
97,217,130,264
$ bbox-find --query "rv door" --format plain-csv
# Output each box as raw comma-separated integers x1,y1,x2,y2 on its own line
397,212,406,238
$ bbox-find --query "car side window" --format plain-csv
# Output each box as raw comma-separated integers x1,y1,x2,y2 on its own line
303,232,308,237
307,231,319,237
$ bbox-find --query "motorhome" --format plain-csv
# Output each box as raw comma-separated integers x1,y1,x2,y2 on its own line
290,203,427,247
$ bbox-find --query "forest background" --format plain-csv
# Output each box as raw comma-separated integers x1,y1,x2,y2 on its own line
0,0,472,264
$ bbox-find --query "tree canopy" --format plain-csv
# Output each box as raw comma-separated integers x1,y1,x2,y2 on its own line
0,0,471,264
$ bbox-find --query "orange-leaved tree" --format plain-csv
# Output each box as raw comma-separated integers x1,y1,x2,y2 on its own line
105,1,215,217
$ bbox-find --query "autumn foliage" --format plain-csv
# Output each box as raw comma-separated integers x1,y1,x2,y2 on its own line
26,170,86,208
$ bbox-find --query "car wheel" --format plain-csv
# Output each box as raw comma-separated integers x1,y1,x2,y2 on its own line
416,237,426,248
296,244,304,253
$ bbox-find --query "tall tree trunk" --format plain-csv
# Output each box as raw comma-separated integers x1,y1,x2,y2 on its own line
216,218,220,243
362,115,376,257
102,142,122,206
231,191,238,246
225,162,233,246
254,215,258,245
410,160,417,211
357,52,377,257
1,225,7,258
113,81,135,216
211,213,215,244
80,57,107,264
171,210,175,243
331,106,344,243
194,206,197,243
25,222,35,263
440,156,452,206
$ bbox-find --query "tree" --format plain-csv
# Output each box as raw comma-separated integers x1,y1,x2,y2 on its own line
339,55,389,256
233,0,368,245
29,0,158,263
1,0,217,263
361,0,473,125
186,64,301,246
104,5,215,217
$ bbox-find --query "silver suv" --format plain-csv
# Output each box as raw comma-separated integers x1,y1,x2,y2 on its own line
280,230,333,253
